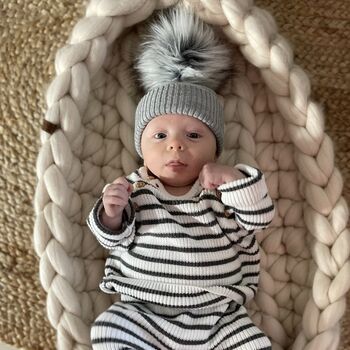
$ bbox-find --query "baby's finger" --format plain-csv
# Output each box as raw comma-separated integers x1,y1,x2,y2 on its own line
199,170,210,188
208,182,219,189
198,169,205,186
202,180,218,189
104,195,128,207
112,177,131,191
200,179,212,189
199,172,219,189
105,189,130,204
105,184,131,200
106,183,128,194
127,183,133,193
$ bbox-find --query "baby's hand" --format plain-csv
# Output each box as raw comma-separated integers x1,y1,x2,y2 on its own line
100,177,133,230
199,163,246,189
102,177,133,218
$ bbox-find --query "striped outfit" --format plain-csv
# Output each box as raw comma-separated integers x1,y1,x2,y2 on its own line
87,165,275,349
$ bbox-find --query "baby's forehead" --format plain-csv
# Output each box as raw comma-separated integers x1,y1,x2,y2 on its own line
147,114,208,129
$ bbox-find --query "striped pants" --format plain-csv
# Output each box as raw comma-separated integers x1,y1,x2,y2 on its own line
91,302,271,350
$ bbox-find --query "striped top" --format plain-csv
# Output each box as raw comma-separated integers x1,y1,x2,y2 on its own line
87,164,275,309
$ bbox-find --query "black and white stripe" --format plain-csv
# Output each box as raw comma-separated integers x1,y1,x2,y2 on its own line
91,302,272,349
87,164,274,348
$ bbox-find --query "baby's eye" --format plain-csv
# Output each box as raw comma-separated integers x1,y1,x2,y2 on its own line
187,132,201,139
154,132,167,139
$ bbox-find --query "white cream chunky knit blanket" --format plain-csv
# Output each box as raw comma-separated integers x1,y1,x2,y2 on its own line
33,0,350,349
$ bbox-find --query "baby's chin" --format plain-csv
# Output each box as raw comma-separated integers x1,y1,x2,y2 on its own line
161,172,198,185
161,179,196,196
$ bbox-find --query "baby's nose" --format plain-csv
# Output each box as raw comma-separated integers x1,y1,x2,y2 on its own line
167,139,184,151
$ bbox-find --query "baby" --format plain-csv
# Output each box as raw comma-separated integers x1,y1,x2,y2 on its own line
87,7,275,350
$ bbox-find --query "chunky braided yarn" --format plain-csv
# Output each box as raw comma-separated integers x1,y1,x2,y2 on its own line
33,0,350,349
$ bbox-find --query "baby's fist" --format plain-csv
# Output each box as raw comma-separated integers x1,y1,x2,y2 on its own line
102,177,133,218
199,163,246,189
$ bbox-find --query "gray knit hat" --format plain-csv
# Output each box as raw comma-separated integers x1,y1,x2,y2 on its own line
134,82,224,157
134,7,231,158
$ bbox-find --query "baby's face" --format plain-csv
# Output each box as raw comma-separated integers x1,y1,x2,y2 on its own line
140,114,217,189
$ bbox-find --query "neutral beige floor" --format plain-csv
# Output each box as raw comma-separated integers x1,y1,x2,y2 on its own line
0,343,17,350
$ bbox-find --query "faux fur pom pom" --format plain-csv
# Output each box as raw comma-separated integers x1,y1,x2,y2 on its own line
136,7,232,91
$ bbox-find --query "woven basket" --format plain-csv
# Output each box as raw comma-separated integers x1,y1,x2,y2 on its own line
33,0,350,349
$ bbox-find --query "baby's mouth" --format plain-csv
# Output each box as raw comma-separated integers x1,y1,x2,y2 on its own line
166,160,187,167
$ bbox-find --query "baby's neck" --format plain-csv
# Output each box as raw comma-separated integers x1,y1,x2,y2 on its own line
162,183,193,196
145,167,195,196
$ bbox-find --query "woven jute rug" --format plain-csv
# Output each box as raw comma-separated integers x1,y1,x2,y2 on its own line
0,0,349,349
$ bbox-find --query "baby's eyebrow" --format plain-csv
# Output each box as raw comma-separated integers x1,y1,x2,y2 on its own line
147,125,166,132
187,127,203,131
185,126,206,132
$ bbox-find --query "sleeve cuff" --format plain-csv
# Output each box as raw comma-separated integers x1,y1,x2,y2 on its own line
86,197,135,249
218,164,268,208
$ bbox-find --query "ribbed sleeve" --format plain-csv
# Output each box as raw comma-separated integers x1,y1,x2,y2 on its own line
218,164,275,231
86,197,135,249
